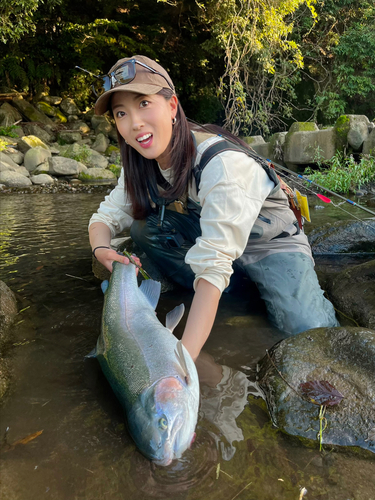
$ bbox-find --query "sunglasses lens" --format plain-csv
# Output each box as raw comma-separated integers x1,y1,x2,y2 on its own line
113,62,135,85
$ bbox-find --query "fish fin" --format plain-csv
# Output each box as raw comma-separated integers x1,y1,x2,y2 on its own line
139,279,161,310
85,347,97,359
174,340,191,385
166,304,185,332
101,280,109,294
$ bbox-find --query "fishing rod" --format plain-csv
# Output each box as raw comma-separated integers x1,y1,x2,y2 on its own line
188,119,375,219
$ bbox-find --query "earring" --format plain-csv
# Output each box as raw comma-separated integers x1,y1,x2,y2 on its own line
172,117,177,125
124,139,128,144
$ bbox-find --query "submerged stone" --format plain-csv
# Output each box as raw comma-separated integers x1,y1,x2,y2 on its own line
308,220,375,254
257,326,375,454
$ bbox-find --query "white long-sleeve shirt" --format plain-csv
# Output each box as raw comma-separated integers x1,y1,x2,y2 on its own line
89,135,310,293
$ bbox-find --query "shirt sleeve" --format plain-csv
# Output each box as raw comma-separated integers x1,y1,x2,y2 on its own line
185,150,274,294
88,169,134,238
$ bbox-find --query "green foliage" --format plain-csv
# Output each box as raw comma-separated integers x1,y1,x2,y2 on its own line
60,144,90,164
0,125,18,138
306,151,375,193
108,164,122,178
0,0,40,44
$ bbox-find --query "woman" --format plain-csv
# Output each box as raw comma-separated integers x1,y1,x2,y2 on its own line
89,55,338,362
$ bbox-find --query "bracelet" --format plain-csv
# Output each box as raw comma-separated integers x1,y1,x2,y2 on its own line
92,246,110,260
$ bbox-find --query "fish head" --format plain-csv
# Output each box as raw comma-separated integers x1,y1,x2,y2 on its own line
127,376,198,466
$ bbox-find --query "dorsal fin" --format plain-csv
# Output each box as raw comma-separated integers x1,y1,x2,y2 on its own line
174,340,191,385
166,304,185,332
139,279,161,310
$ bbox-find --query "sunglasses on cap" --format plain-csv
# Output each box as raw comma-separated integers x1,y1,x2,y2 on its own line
75,59,174,97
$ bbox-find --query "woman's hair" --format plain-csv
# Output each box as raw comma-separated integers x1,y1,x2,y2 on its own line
116,89,195,220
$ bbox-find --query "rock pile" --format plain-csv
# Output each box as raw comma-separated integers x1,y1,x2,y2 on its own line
0,95,121,190
244,115,375,171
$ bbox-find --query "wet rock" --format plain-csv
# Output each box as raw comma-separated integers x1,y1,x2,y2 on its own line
257,326,375,454
0,171,32,187
92,133,109,153
325,259,375,329
308,220,375,254
24,146,52,171
0,102,23,127
48,156,87,176
12,97,55,126
30,174,55,185
17,135,50,154
60,98,80,116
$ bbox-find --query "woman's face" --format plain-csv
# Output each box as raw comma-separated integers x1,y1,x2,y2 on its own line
112,91,178,169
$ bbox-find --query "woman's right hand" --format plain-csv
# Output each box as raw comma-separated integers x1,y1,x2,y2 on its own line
94,247,141,273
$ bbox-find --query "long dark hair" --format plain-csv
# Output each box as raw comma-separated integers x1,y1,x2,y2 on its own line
117,89,195,220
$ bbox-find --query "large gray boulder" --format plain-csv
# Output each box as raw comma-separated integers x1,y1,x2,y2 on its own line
363,129,375,155
308,220,375,254
284,127,336,170
23,123,53,144
242,135,265,146
60,98,80,116
257,326,375,454
42,95,62,106
12,97,55,126
30,174,55,185
48,156,87,176
0,102,23,127
24,146,52,172
326,260,375,329
0,171,32,187
347,115,370,150
14,166,30,177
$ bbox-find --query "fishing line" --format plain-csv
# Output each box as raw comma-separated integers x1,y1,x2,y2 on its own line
188,119,375,237
276,169,375,234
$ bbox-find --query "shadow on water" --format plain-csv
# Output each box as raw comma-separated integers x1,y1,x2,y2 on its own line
0,193,374,500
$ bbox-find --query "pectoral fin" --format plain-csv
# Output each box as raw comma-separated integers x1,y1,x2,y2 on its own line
174,340,191,385
139,279,161,310
166,304,185,332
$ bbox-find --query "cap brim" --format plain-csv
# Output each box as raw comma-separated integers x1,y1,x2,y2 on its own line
94,83,164,115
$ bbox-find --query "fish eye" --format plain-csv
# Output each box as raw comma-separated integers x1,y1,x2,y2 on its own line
158,417,168,430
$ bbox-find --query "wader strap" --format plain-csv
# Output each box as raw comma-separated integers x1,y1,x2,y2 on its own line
192,139,278,194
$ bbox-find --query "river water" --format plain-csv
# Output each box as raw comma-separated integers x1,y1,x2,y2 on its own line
0,192,374,500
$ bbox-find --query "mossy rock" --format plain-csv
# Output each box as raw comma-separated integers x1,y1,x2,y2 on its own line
17,135,50,154
289,122,319,133
78,168,116,182
105,145,120,156
334,115,350,150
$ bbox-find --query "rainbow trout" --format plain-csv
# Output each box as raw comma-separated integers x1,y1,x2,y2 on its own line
89,262,199,466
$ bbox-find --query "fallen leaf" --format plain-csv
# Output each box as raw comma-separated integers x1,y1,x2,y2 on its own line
12,430,43,446
299,380,344,407
36,266,44,271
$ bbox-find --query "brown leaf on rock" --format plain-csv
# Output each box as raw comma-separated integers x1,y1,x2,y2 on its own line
299,380,344,406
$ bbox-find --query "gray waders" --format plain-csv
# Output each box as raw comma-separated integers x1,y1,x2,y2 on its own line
130,207,339,336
